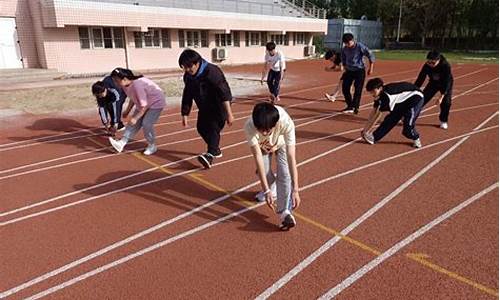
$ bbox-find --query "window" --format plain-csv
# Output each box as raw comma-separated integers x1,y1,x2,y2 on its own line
270,34,289,46
294,32,306,45
78,27,90,49
134,29,171,48
246,31,261,46
92,28,104,48
215,32,240,47
178,30,208,48
78,27,124,49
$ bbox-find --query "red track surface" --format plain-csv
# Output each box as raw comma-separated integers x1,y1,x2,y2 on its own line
0,60,498,299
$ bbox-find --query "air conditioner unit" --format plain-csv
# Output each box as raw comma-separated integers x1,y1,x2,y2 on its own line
304,45,315,56
213,48,228,61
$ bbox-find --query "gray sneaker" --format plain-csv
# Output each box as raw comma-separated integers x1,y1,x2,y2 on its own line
363,132,375,145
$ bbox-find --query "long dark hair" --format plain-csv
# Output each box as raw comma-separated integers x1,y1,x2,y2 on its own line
111,67,143,80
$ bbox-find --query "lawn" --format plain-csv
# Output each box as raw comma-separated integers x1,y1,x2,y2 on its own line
374,50,498,64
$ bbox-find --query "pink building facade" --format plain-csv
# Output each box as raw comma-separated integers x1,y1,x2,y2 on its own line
0,0,327,74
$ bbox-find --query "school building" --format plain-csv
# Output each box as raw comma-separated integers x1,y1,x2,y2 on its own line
0,0,327,75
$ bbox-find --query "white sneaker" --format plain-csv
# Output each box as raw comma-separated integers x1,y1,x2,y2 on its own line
413,138,422,148
255,182,277,202
363,132,375,145
325,93,336,102
440,122,448,130
143,144,157,156
109,137,126,153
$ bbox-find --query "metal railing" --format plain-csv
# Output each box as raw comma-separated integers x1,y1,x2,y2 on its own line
280,0,327,19
86,0,325,18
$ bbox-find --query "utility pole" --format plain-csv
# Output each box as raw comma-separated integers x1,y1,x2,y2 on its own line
396,0,402,42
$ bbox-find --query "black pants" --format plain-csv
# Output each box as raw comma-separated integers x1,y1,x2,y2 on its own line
423,83,453,122
373,96,424,142
342,69,366,110
196,113,226,155
267,70,282,97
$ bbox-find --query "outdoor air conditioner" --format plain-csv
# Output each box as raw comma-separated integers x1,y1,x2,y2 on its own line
304,45,315,56
213,48,228,61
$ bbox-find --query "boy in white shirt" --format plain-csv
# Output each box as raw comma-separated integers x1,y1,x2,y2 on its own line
261,42,286,103
244,102,301,231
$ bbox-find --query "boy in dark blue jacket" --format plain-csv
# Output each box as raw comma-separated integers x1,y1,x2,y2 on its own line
91,81,125,135
179,49,235,169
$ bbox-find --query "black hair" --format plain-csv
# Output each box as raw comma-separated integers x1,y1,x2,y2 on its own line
426,49,442,61
324,50,336,60
266,41,276,51
366,78,384,91
252,102,280,131
178,49,202,68
111,67,143,80
91,81,106,95
342,33,354,43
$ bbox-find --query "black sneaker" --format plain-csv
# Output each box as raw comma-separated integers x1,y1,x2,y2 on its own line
117,122,125,132
342,107,355,114
279,214,297,231
211,149,223,158
197,153,214,169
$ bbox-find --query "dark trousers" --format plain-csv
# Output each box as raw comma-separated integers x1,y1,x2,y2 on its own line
196,113,226,155
267,70,282,97
342,69,366,110
422,83,453,122
116,96,126,126
373,96,424,142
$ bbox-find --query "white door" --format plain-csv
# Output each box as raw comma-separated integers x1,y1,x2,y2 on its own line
0,18,23,69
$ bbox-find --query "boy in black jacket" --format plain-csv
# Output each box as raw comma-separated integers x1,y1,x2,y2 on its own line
362,78,424,148
179,49,235,169
414,50,454,129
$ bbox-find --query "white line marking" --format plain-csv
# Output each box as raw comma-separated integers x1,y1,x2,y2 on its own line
1,124,497,298
318,182,499,299
254,110,498,299
0,67,439,173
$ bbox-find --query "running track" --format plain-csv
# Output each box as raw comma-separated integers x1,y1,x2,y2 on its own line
0,60,498,299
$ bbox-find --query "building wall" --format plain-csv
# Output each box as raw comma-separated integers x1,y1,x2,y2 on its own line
8,0,325,74
43,26,126,73
1,0,40,68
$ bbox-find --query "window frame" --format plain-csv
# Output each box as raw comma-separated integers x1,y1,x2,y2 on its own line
134,28,172,49
79,26,124,50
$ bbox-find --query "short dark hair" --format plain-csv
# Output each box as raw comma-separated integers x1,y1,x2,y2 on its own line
426,49,441,61
366,78,384,91
91,81,106,95
266,42,276,51
111,67,143,80
178,49,202,68
252,102,280,131
324,50,335,60
342,33,354,43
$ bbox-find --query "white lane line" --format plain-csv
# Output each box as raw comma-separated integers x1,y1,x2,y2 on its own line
0,98,322,178
1,95,496,221
0,67,445,174
1,69,486,181
0,125,367,297
318,182,499,299
0,122,363,225
0,67,467,150
254,110,498,299
1,125,497,298
14,126,498,300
